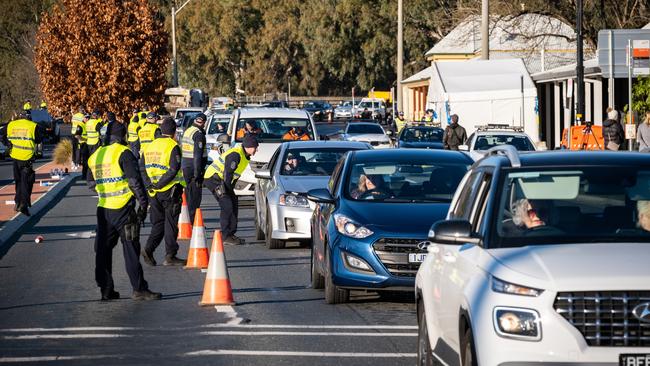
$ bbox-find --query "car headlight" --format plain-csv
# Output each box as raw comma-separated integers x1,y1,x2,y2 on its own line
493,307,541,341
333,214,373,239
279,194,310,208
492,277,543,297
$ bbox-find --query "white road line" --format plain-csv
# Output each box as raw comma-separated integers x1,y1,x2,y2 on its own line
1,327,135,332
185,350,416,358
214,305,236,313
203,324,418,330
0,355,113,363
199,331,416,337
3,334,131,340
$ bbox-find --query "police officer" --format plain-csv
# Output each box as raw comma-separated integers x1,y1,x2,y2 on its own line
1,111,43,216
86,110,104,156
204,135,258,245
394,111,407,133
181,113,207,225
422,109,435,126
138,112,161,156
87,122,161,301
23,99,32,111
140,118,186,266
127,112,141,157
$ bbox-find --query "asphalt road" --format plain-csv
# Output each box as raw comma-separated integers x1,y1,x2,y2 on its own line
0,179,416,365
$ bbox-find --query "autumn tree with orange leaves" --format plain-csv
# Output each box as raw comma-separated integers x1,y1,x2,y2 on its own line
34,0,168,121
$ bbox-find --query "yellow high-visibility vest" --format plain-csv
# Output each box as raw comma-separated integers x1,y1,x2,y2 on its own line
23,102,31,110
138,123,160,153
7,119,37,161
88,143,133,209
181,125,207,159
204,145,248,182
86,118,102,146
127,121,140,143
395,117,407,133
138,111,150,128
142,137,186,197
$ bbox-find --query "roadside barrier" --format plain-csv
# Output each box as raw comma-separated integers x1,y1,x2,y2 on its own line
177,193,192,240
199,230,235,306
183,208,209,270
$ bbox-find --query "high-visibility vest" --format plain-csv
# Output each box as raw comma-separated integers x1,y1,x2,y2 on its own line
138,123,160,152
71,113,87,144
395,117,407,132
181,125,207,159
422,116,434,126
88,143,133,209
86,118,102,146
142,137,186,197
138,111,150,128
127,121,140,143
7,119,37,161
204,145,249,183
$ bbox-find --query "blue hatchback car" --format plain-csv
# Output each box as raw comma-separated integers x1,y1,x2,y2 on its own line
308,149,472,304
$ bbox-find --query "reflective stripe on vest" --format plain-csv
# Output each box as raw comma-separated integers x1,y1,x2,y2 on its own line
204,145,249,182
138,123,160,152
86,119,101,145
181,125,201,159
7,119,37,161
88,144,133,209
142,137,186,197
127,121,140,142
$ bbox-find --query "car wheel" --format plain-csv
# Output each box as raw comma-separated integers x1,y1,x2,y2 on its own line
254,202,265,240
311,244,324,290
266,206,285,249
461,327,478,366
417,301,439,366
324,249,349,304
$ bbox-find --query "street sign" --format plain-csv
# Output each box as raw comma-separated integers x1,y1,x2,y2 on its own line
626,123,637,140
633,39,650,75
598,29,650,78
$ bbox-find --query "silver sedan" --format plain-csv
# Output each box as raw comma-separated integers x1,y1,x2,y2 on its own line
254,140,371,249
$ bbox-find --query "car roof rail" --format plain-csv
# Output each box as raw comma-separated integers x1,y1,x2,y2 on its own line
485,145,521,168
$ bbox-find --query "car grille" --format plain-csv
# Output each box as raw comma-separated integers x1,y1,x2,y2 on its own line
372,238,426,278
554,291,650,347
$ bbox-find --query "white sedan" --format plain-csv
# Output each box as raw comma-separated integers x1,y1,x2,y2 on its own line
341,122,392,148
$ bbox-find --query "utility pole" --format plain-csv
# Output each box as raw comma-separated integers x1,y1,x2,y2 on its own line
171,0,193,87
397,0,404,113
481,0,489,60
576,0,585,124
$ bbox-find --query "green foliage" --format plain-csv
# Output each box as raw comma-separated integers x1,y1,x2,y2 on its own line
632,75,650,117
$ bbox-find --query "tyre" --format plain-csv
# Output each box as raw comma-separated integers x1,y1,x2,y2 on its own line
265,206,285,249
417,301,438,366
254,202,265,240
311,244,324,290
461,326,478,366
324,249,349,304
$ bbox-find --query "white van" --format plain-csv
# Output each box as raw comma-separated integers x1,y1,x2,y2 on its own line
216,108,318,196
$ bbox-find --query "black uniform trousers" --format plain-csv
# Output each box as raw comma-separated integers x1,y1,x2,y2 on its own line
87,143,100,157
95,200,148,292
12,159,35,210
205,177,239,238
182,167,202,225
129,142,139,160
78,144,89,179
144,185,183,257
71,138,78,164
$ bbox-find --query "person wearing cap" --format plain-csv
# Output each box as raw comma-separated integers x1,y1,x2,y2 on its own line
395,111,407,133
0,110,43,216
87,122,161,301
70,106,86,171
204,135,259,245
127,110,142,157
138,112,161,157
85,109,104,155
75,113,91,179
181,112,207,225
140,117,186,267
282,152,302,175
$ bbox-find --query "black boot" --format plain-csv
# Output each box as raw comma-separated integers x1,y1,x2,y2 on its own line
100,289,120,301
132,289,162,301
162,255,185,266
141,249,156,266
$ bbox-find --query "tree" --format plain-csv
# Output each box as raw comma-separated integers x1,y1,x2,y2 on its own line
633,75,650,118
34,0,168,120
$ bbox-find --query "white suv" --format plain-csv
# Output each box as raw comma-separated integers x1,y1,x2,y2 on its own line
461,124,538,161
415,145,650,365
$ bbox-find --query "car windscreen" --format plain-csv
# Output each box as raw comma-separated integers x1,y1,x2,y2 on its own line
492,167,650,248
280,148,361,176
474,134,534,151
400,127,443,142
346,124,383,135
304,102,325,109
235,118,314,142
179,111,202,128
358,101,380,109
208,117,230,135
345,160,468,203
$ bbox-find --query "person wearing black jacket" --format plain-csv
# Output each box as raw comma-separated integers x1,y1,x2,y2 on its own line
443,114,467,151
139,118,186,267
86,122,161,301
180,113,207,225
602,110,624,151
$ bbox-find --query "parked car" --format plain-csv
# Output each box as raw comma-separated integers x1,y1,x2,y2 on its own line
396,125,444,149
303,101,332,121
254,140,371,249
308,149,472,304
462,124,537,161
334,101,356,119
341,122,392,149
416,146,650,366
219,108,318,196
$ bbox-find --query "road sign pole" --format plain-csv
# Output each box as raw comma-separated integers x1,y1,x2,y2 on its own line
628,39,634,151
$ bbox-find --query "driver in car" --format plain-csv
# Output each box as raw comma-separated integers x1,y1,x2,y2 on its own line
637,200,650,232
282,126,310,141
282,153,302,175
351,174,391,199
512,199,563,235
236,121,262,139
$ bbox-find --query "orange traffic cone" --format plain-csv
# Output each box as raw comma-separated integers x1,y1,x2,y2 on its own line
200,230,235,306
184,208,209,270
177,193,192,240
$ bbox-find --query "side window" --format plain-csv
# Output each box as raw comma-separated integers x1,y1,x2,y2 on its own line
472,173,493,232
450,171,483,220
328,159,345,196
268,147,281,173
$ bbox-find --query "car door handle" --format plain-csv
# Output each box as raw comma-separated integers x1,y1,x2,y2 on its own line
443,252,456,263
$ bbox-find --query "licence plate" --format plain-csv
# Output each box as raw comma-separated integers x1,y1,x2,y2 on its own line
620,354,650,366
408,253,427,263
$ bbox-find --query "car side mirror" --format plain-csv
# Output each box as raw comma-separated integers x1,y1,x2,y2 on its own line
217,134,230,143
428,220,481,245
458,144,469,151
255,169,272,180
307,188,335,204
386,130,393,136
